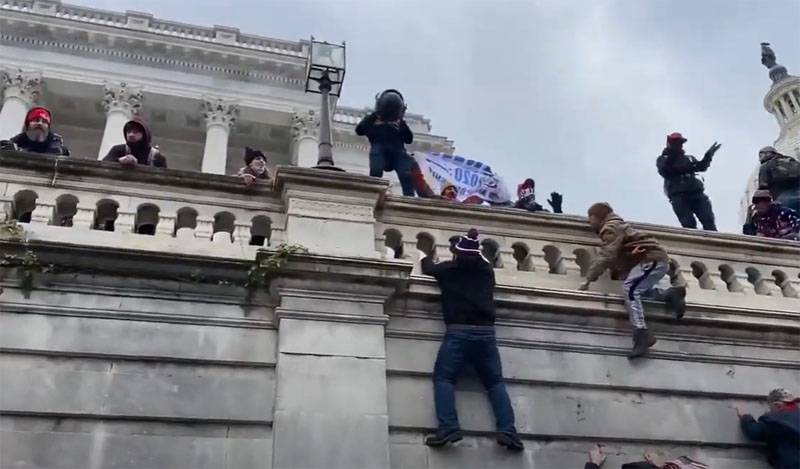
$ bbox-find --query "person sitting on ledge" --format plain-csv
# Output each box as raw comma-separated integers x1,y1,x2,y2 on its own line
742,190,800,241
513,178,563,213
236,147,270,185
735,388,800,469
3,106,70,156
578,202,687,359
584,444,709,469
420,228,524,452
102,118,167,168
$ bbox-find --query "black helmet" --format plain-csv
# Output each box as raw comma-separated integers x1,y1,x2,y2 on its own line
375,89,406,121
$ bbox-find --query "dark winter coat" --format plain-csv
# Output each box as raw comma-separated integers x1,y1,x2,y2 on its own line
421,255,496,326
514,195,549,213
656,147,712,197
741,406,800,469
102,118,166,167
10,131,70,156
760,154,800,193
585,212,669,282
355,112,413,150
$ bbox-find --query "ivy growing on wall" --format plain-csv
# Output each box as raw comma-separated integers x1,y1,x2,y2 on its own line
0,220,47,299
245,243,308,291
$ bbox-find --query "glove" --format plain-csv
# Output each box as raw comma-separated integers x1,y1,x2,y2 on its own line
547,192,563,213
704,142,721,159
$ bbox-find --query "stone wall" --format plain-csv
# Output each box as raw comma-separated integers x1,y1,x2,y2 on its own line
1,153,798,469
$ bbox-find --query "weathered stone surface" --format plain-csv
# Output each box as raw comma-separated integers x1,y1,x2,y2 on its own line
278,318,385,358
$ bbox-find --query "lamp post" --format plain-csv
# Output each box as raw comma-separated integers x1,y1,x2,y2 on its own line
304,38,346,171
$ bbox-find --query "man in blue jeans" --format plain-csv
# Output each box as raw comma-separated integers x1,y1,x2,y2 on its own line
420,228,524,451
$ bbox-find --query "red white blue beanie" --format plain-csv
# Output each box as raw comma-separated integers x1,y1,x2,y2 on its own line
517,178,535,199
455,228,481,256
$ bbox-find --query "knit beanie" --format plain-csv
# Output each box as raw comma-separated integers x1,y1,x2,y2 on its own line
244,147,267,165
25,107,52,128
517,178,535,199
587,202,614,219
768,387,798,404
455,228,481,256
758,146,777,163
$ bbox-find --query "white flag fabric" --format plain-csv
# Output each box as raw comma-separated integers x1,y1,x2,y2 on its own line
412,152,511,204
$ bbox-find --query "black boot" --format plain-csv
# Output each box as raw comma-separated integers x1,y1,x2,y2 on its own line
496,431,525,451
425,429,463,447
664,286,687,319
628,328,657,359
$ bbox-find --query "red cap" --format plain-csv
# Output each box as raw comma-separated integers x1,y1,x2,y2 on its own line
25,107,52,126
666,132,687,143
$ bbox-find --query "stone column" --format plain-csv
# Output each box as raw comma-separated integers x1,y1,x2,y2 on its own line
267,255,411,469
200,97,239,175
0,69,42,140
97,83,143,160
290,109,320,168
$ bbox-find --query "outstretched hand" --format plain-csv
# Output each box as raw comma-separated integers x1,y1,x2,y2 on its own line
547,192,563,213
705,142,722,159
588,445,606,466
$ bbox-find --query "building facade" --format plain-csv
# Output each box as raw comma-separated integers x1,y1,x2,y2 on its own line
1,3,800,469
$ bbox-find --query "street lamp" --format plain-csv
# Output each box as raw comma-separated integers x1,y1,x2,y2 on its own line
305,37,346,171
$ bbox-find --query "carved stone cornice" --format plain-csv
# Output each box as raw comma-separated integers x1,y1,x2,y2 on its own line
290,109,320,141
201,97,239,130
102,82,143,115
1,68,42,106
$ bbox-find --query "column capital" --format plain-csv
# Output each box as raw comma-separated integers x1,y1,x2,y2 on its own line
1,68,42,107
291,109,320,141
102,82,143,115
201,96,239,130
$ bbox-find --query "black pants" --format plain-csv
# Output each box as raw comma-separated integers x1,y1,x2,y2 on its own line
369,146,416,196
670,192,717,231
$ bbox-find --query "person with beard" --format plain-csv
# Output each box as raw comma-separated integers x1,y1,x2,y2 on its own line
236,147,270,185
579,203,687,358
102,118,167,168
420,229,524,452
656,132,720,230
736,388,800,469
513,178,563,213
6,107,70,156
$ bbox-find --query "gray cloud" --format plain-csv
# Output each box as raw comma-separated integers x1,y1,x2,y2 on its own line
78,0,800,231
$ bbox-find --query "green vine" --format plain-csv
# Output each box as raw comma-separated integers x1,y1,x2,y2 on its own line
0,220,47,298
246,243,308,291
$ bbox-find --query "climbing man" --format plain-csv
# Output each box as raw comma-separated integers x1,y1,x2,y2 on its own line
420,228,524,451
578,202,687,358
735,388,800,469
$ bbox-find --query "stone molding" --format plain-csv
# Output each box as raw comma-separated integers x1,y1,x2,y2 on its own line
1,67,42,106
287,198,374,223
102,82,143,115
201,97,239,130
290,109,320,141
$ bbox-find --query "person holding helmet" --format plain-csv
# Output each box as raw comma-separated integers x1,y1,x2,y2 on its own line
656,132,720,230
355,89,417,196
5,106,70,156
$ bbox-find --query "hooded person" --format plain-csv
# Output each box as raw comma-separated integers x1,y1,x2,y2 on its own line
236,147,270,185
758,146,800,213
736,388,800,469
420,229,524,451
7,106,70,156
742,190,800,241
513,178,563,213
656,132,720,231
579,203,687,358
102,118,167,168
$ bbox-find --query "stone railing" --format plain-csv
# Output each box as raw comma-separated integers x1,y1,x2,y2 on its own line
0,151,284,259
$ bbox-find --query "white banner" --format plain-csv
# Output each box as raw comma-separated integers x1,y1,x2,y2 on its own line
412,152,511,203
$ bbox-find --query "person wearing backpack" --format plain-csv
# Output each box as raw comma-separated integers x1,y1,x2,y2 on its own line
758,146,800,212
102,118,167,168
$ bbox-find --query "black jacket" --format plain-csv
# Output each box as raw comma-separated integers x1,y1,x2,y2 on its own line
741,407,800,469
355,112,413,150
656,147,711,197
421,255,496,326
102,118,167,167
10,132,70,156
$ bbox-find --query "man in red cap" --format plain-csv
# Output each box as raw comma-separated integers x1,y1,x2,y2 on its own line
6,106,70,156
656,133,720,230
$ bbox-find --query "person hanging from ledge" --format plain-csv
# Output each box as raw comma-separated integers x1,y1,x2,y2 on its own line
419,228,524,451
735,388,800,469
513,178,563,213
356,89,419,196
102,117,167,168
583,444,709,469
578,202,687,359
742,190,800,241
1,106,70,156
236,147,270,185
757,146,800,213
656,132,720,231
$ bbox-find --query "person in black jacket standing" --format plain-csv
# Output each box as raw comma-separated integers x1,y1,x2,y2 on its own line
420,228,524,451
656,132,720,230
355,89,417,196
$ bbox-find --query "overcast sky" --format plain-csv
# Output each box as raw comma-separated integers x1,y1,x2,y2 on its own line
76,0,799,231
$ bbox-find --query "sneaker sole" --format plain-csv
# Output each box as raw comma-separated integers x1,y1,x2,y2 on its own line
497,435,524,451
425,432,463,447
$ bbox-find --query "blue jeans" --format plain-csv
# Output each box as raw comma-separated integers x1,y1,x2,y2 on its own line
433,326,517,433
369,146,416,196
